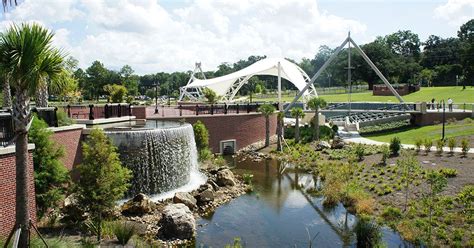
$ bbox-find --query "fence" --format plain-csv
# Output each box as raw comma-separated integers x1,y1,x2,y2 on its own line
0,111,14,147
64,104,132,120
152,102,279,118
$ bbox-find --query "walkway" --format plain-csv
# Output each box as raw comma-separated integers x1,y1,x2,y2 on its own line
339,130,474,154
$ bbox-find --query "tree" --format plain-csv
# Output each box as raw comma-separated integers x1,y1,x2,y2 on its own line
0,23,64,247
424,170,447,246
103,84,128,103
120,65,139,96
202,87,219,104
29,116,69,218
85,60,108,100
418,69,437,87
258,104,276,147
290,107,305,143
307,97,327,141
74,129,131,241
276,111,284,152
458,19,474,85
1,68,12,108
396,150,420,212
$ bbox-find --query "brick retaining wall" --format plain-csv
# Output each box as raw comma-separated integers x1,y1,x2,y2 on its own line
0,147,36,237
49,125,85,171
148,113,278,153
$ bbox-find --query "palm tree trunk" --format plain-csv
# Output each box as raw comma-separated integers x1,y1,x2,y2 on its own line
277,116,282,152
265,116,270,147
13,90,31,248
3,79,12,109
295,116,300,143
315,109,320,141
35,83,48,107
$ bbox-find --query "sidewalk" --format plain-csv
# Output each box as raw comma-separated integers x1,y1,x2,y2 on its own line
338,130,474,154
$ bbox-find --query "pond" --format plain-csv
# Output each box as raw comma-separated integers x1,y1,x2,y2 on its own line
195,157,408,247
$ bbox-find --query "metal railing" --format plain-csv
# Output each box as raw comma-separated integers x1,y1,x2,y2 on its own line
64,104,133,120
152,102,279,117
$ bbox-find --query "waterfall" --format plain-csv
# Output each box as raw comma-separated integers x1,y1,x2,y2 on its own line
105,122,203,199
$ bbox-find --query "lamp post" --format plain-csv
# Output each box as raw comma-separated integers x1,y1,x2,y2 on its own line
154,80,159,114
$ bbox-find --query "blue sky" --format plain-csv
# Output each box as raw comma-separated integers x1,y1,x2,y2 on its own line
0,0,472,74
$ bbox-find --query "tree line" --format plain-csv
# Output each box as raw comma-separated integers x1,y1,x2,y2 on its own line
67,19,473,101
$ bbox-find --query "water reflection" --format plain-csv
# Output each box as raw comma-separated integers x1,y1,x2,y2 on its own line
196,156,406,247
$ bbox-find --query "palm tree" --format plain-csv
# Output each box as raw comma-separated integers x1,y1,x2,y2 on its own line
258,104,276,147
2,71,12,108
307,97,327,141
0,23,64,247
290,107,305,143
276,111,284,152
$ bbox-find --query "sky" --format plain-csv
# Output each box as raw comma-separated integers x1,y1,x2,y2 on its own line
0,0,472,75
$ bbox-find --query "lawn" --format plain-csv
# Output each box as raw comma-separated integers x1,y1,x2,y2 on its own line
361,120,474,144
256,86,474,104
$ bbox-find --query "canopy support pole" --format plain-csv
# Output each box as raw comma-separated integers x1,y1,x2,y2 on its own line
278,62,282,110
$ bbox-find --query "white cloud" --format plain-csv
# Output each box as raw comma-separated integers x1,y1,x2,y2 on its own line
434,0,474,26
1,0,367,74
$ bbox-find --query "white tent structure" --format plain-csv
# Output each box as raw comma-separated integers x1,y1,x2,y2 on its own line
179,58,318,106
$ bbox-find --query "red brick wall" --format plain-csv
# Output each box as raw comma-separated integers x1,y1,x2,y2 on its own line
50,128,83,171
149,113,278,153
0,150,36,237
412,112,472,126
131,106,147,119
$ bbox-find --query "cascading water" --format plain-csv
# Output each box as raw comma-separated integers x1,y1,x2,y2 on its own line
105,121,206,200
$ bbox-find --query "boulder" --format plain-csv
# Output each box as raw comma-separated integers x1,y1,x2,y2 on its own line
121,193,154,216
331,136,345,149
173,192,197,210
197,189,214,205
216,169,236,187
158,203,195,240
315,141,331,151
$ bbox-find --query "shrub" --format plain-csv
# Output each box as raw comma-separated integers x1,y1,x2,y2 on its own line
436,139,445,155
242,173,254,185
380,145,390,165
389,137,401,155
113,221,136,245
104,84,128,103
354,144,365,161
414,138,423,152
199,148,212,161
424,139,433,153
354,217,382,248
382,206,402,221
439,168,458,177
331,124,339,133
29,117,69,218
447,137,456,153
460,138,469,156
56,109,74,126
193,121,210,160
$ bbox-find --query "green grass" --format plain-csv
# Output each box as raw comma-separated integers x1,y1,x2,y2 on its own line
361,121,474,144
256,87,474,103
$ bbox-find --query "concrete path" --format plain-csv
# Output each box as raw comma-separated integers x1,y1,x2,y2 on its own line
339,130,474,154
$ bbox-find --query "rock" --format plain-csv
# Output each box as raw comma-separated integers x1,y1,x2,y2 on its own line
197,189,214,205
331,136,345,149
121,193,154,216
216,169,236,187
173,192,197,210
207,179,220,191
315,141,331,151
158,204,195,240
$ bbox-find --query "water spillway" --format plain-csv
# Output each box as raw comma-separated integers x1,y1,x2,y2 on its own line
105,121,204,199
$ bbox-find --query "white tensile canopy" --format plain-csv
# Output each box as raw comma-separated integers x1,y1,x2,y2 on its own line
179,58,317,102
